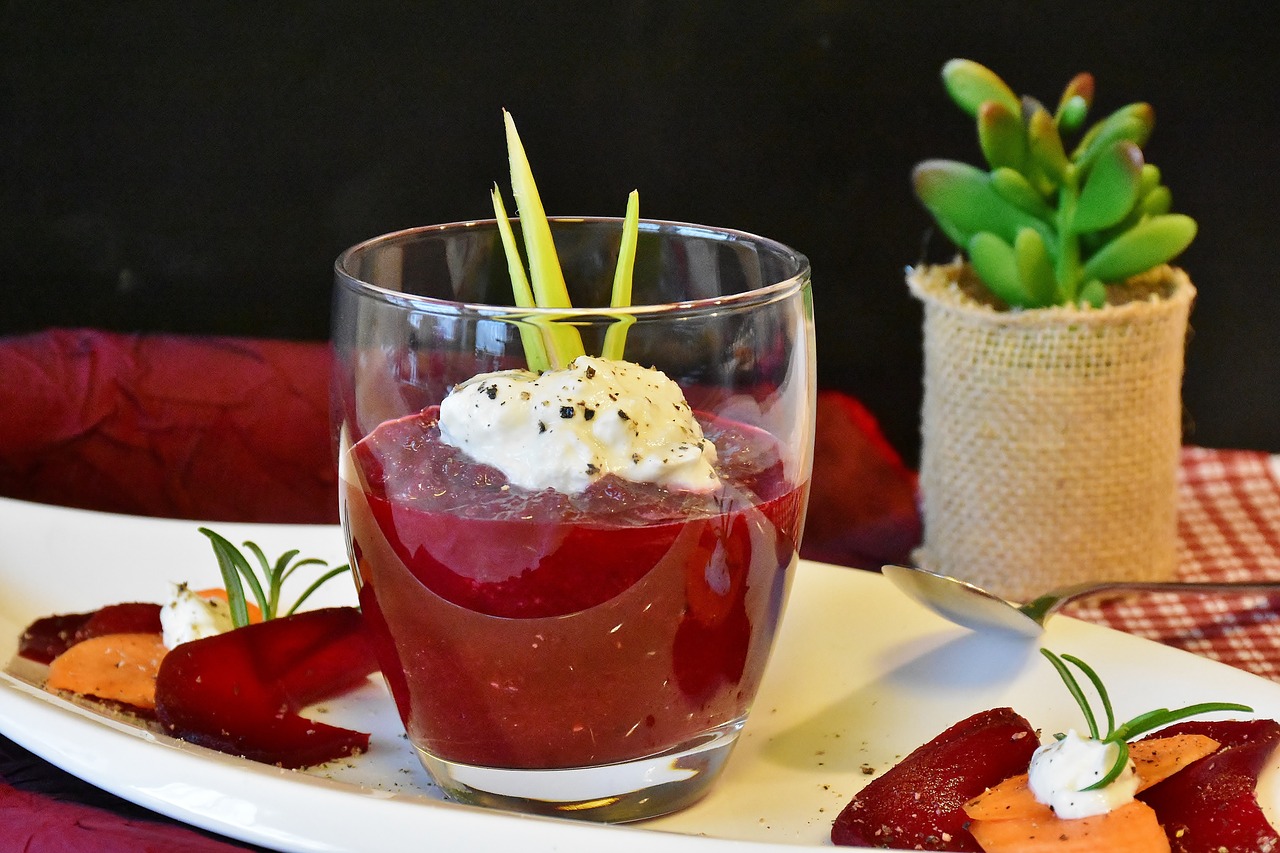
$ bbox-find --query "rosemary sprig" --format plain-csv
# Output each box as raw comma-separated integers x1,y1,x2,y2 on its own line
199,527,352,628
1041,648,1252,790
492,110,641,369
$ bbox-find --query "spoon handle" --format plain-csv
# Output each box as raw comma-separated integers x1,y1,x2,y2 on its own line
1028,579,1280,622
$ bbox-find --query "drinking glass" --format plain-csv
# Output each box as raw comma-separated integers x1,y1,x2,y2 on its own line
332,218,815,821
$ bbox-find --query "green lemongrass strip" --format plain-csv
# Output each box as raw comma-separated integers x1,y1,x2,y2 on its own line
602,189,641,360
503,110,584,368
1041,648,1254,792
491,186,550,373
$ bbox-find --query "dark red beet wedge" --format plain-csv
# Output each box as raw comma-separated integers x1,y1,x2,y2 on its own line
18,603,164,664
74,602,163,643
1138,718,1280,853
831,707,1039,851
18,611,93,663
154,607,379,768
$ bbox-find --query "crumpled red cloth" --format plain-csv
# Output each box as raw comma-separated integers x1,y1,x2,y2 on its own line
0,328,921,849
0,329,336,524
0,735,266,852
0,328,921,566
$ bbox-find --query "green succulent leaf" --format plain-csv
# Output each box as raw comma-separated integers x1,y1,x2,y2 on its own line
1139,163,1162,196
920,62,1196,306
1014,228,1057,307
914,160,1050,249
990,167,1054,221
1082,213,1198,282
978,101,1027,172
1140,185,1173,217
1079,279,1107,308
1072,103,1154,171
968,231,1034,308
1054,72,1095,133
1073,141,1144,233
942,59,1020,117
1027,107,1069,186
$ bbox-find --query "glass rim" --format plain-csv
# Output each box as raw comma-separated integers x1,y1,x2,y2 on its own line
333,216,811,319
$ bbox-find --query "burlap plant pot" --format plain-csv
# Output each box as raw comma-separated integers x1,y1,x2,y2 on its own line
909,259,1195,602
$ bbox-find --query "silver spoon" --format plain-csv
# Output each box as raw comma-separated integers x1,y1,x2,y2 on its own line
882,563,1280,637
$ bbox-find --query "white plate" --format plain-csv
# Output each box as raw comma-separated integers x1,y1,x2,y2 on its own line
2,495,1279,852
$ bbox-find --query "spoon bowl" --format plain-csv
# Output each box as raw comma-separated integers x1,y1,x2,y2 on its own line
882,564,1280,637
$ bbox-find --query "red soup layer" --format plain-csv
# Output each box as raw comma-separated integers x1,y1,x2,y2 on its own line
342,406,808,770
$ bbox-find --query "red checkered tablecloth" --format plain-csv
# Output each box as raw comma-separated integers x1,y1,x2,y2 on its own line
1065,446,1280,680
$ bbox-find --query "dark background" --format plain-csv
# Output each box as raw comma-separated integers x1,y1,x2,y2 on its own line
3,1,1277,466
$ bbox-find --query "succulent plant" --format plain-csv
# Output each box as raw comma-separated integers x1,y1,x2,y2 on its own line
913,59,1197,309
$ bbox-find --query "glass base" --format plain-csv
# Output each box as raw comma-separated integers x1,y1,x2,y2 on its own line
415,719,745,822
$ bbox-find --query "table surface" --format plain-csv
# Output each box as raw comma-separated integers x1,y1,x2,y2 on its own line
1066,446,1280,680
5,444,1280,851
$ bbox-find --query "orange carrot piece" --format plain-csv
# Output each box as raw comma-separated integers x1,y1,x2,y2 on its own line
196,587,263,623
45,632,169,710
964,773,1052,822
1130,733,1219,792
969,799,1170,853
964,734,1221,823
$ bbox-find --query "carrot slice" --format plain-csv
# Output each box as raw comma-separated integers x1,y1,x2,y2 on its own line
195,588,263,623
44,632,169,711
964,773,1053,822
970,799,1169,852
1130,733,1219,792
964,734,1220,823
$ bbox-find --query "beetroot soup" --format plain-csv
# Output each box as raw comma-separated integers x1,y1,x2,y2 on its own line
341,407,807,771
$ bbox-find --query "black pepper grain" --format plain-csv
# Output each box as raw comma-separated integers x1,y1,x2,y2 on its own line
583,408,596,421
559,406,575,419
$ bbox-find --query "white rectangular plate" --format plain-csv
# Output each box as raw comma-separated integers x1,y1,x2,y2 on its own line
2,496,1279,851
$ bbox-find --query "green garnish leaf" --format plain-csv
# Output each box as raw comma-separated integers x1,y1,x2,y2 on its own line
198,527,351,628
602,189,640,360
491,185,551,373
1041,648,1253,792
500,110,585,369
493,112,639,369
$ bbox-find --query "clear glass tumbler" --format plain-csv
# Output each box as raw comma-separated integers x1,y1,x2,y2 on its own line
332,218,815,821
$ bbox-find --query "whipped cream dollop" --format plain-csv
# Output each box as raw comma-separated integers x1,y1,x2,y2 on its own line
1027,730,1139,819
161,583,236,648
438,355,720,495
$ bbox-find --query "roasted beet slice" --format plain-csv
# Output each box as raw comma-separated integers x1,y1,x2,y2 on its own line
1138,718,1280,853
18,603,163,664
832,707,1039,851
18,611,93,663
154,607,379,768
74,602,163,643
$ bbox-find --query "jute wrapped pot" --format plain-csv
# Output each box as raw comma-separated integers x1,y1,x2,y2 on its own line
909,259,1195,602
